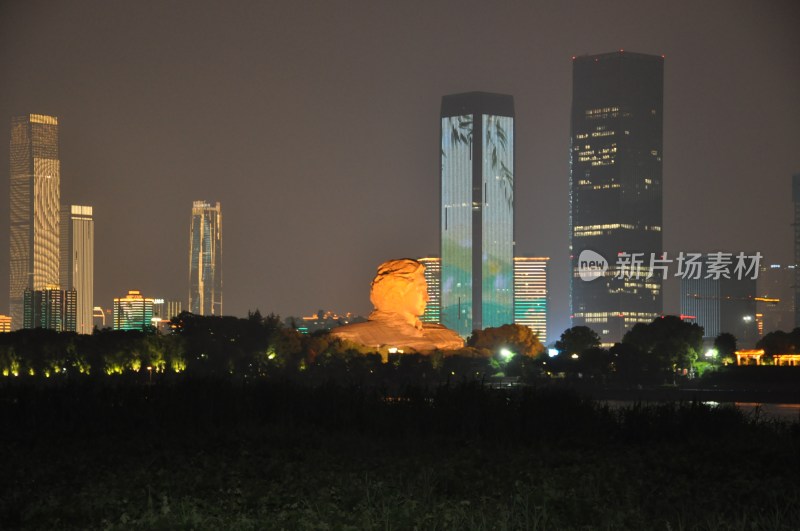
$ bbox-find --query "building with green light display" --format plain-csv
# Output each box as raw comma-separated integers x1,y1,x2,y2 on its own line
113,290,154,331
440,92,515,336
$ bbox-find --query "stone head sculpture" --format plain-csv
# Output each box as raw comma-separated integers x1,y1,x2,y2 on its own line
369,259,429,321
330,257,463,352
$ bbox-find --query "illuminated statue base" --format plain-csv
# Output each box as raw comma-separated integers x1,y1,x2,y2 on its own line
331,311,464,353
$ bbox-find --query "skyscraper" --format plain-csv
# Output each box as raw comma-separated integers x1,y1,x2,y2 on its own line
569,52,664,345
514,257,549,344
757,263,795,334
793,174,800,327
60,205,94,334
418,257,441,324
440,92,515,336
189,201,222,315
9,114,61,329
680,273,757,347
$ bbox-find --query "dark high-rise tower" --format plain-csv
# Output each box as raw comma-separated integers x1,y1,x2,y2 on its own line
440,92,515,336
793,174,800,327
569,52,664,344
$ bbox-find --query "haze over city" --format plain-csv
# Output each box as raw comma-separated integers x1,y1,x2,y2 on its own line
1,0,798,338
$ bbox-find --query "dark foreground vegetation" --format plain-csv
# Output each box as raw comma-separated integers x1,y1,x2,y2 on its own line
1,380,799,530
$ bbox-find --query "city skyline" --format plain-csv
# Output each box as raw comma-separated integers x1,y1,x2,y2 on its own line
1,1,798,336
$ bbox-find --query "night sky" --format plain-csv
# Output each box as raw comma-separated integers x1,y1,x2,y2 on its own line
1,0,798,340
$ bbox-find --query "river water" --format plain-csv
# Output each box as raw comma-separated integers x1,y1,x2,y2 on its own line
601,400,800,422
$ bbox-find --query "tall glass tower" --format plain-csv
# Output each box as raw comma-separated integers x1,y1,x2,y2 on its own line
569,52,664,345
793,174,800,328
9,114,61,329
441,92,515,336
60,205,94,334
189,200,222,315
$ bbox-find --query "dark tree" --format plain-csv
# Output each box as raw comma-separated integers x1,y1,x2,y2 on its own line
714,332,737,361
755,330,795,357
622,316,704,379
555,326,601,357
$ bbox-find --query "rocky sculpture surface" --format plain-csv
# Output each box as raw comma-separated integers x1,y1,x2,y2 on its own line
330,259,464,352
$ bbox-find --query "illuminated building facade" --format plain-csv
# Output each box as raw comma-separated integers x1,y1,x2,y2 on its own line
189,201,222,315
60,205,94,334
23,288,76,332
441,92,515,336
570,52,663,345
93,306,107,330
418,257,441,324
113,290,155,331
681,272,757,346
284,310,365,334
514,257,549,344
9,114,61,329
756,263,795,334
0,315,11,333
793,174,800,327
153,299,182,321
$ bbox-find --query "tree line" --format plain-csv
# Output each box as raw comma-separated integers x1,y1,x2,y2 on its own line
1,311,795,386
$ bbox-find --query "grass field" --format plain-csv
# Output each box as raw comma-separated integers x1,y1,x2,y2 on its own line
1,380,798,530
